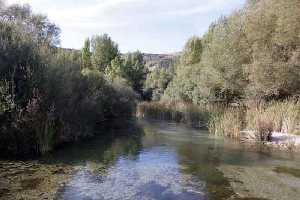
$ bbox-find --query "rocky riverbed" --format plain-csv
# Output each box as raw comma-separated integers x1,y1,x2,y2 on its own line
0,161,74,200
219,164,300,200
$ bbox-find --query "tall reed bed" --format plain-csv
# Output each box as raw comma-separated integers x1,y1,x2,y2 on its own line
137,101,210,128
209,99,300,141
138,99,300,141
209,108,245,138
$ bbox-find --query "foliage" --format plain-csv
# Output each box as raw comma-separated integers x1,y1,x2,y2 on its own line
0,3,135,156
105,56,123,82
121,51,145,94
163,64,198,103
81,38,91,69
91,34,119,72
180,36,203,65
162,0,300,104
144,67,173,101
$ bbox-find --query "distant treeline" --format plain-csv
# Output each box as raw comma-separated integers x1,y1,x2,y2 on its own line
0,2,146,156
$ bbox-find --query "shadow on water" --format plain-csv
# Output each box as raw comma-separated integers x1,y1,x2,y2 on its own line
42,123,144,166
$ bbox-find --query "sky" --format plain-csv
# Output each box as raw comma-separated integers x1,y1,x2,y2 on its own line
6,0,246,53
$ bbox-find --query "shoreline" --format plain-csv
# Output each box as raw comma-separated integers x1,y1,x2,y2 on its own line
240,131,300,152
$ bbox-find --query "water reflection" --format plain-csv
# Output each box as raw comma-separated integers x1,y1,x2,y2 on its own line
49,120,300,200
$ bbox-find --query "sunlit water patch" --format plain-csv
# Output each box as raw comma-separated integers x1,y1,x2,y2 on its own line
57,146,207,200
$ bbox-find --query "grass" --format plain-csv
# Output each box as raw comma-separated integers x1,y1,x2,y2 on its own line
209,108,244,138
245,100,300,134
210,99,300,141
137,101,210,128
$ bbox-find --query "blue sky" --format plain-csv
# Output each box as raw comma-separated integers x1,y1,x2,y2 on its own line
7,0,245,53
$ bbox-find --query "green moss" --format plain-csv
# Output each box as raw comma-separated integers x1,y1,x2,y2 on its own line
273,166,300,178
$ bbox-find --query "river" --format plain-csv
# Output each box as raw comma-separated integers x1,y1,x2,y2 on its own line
1,120,300,200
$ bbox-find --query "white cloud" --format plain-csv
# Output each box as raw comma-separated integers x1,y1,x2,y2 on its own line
4,0,245,53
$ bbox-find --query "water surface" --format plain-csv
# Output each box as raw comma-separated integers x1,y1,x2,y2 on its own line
43,120,300,200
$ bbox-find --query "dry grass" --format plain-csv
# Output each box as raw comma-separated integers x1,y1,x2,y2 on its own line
209,99,300,141
209,108,244,138
137,101,210,128
246,100,300,135
138,99,300,142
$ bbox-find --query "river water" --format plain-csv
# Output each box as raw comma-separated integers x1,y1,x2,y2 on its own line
5,120,299,200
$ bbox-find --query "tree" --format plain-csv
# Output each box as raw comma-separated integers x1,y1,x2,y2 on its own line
180,36,203,65
144,67,174,101
105,56,123,81
1,4,60,46
0,3,136,156
81,38,91,69
91,34,119,72
121,51,145,94
244,0,300,100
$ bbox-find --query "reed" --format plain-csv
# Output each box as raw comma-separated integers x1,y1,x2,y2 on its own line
138,99,300,142
210,99,300,141
246,100,300,135
137,101,210,128
209,108,244,138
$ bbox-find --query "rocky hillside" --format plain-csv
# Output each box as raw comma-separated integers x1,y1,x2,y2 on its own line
142,53,177,71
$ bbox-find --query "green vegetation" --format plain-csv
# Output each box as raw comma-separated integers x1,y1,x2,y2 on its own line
0,2,144,156
1,0,300,154
145,0,300,103
142,0,300,141
91,34,120,72
81,38,92,70
138,101,210,128
209,100,300,140
144,67,174,101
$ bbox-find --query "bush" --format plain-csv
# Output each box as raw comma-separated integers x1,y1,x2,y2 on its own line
0,4,136,156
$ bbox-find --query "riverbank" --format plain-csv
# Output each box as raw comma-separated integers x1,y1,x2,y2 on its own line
240,131,300,152
138,100,300,152
0,160,75,200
